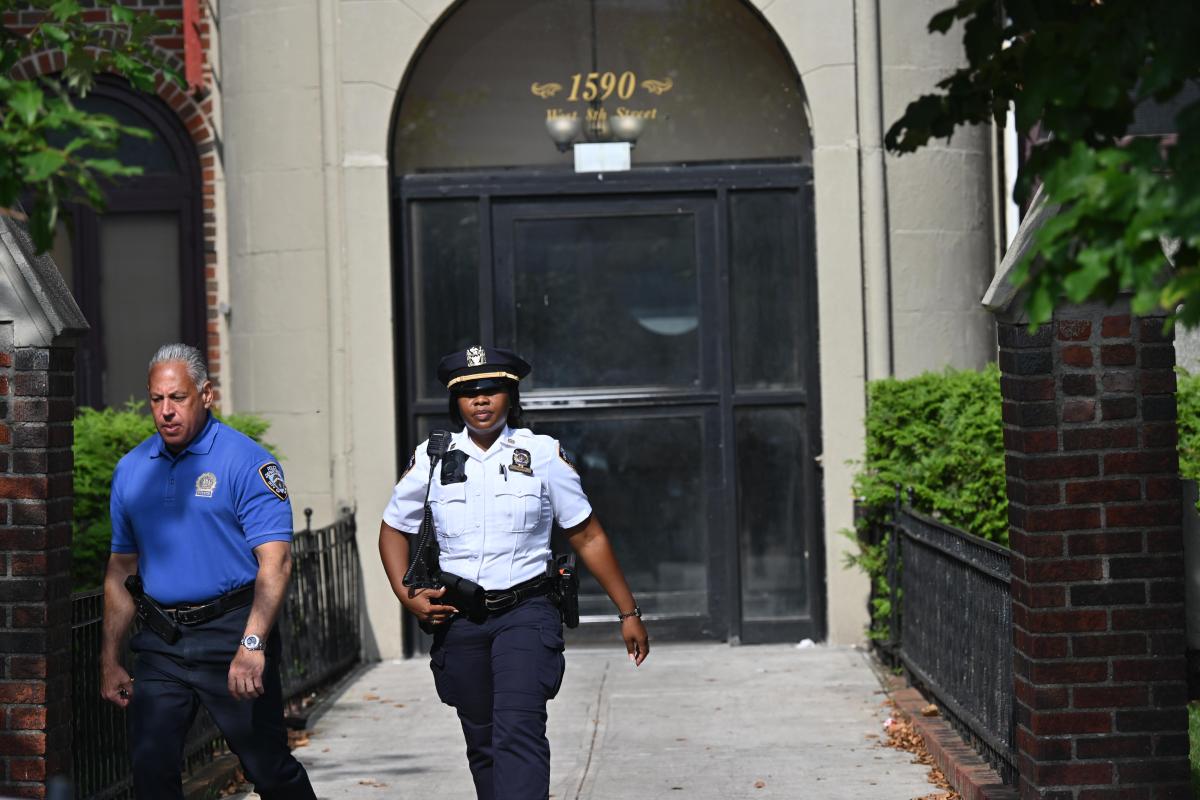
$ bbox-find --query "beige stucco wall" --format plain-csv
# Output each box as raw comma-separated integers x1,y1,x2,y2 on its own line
221,2,337,530
219,0,999,658
879,0,998,377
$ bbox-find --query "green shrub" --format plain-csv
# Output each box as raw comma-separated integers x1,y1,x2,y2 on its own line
845,364,1008,639
72,404,276,592
1191,701,1200,796
1176,368,1200,487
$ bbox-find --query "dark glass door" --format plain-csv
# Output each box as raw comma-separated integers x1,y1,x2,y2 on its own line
493,196,724,640
396,167,822,648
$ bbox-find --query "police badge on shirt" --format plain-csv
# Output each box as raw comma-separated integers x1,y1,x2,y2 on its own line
258,462,289,501
510,448,533,475
195,472,218,498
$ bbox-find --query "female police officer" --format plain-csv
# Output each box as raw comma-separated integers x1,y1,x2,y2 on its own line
378,345,649,800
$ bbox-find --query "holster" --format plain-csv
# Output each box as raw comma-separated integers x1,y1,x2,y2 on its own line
548,554,580,629
439,571,487,622
124,575,182,645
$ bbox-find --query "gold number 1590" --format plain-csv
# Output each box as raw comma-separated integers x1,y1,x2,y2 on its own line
567,71,637,102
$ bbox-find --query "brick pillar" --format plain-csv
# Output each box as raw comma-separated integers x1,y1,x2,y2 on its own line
1001,301,1190,799
0,322,76,797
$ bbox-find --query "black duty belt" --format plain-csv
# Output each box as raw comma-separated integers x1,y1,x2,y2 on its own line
164,583,256,625
483,575,554,614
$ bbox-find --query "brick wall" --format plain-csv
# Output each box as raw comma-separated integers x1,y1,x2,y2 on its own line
3,1,223,396
1000,303,1190,798
0,322,77,798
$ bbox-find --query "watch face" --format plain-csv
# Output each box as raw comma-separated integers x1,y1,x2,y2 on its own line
242,634,261,650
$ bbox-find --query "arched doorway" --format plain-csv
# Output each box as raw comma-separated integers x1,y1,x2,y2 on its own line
390,0,821,646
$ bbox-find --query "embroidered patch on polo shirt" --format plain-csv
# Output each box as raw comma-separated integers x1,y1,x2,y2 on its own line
195,472,217,498
258,462,288,501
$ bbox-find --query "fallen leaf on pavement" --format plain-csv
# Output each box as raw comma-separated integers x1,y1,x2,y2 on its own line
754,780,766,789
920,704,939,717
879,700,960,800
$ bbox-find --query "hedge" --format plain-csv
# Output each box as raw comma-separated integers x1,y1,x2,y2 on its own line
72,404,275,591
844,364,1007,638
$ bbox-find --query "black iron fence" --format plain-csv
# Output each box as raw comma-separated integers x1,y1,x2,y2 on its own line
888,502,1016,786
278,510,362,701
71,510,361,800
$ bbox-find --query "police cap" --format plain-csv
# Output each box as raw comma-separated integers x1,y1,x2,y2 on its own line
437,345,531,395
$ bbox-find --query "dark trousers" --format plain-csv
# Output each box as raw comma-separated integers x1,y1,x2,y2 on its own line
431,596,567,800
127,606,316,800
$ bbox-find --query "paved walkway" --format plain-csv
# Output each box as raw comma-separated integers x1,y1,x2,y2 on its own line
235,643,938,799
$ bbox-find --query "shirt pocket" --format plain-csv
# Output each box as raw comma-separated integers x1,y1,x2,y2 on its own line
431,482,468,538
495,475,543,533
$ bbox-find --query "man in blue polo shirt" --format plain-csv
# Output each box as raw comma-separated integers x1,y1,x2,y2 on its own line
99,343,316,800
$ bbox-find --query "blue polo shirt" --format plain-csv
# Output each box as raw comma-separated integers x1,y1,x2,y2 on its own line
110,414,293,605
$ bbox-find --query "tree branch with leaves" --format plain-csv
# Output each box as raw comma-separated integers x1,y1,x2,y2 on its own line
886,0,1200,327
0,0,182,251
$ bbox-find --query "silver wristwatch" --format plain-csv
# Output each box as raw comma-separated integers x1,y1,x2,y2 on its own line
240,633,265,651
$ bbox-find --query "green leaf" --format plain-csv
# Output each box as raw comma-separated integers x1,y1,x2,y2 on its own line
82,157,139,177
40,24,71,45
21,149,67,182
49,0,82,21
9,85,44,126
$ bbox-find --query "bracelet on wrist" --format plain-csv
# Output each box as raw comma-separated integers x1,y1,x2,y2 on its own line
617,606,641,622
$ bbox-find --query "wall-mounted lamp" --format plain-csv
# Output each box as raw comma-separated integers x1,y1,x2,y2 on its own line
545,105,646,153
546,115,583,152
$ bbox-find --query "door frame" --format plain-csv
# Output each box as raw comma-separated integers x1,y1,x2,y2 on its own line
391,163,824,652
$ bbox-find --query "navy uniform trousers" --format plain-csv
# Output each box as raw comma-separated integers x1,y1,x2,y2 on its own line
127,606,316,800
431,596,567,800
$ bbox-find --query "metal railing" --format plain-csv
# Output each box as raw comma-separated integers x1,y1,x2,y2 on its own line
279,509,362,701
889,502,1016,786
71,510,361,799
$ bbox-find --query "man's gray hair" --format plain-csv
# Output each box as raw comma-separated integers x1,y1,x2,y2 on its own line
148,343,209,389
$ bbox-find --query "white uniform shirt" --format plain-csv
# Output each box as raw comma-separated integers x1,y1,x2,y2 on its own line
383,426,592,590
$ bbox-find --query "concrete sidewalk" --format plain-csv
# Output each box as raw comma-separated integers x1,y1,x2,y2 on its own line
235,643,938,799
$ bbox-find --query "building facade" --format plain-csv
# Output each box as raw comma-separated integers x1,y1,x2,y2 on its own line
48,0,1006,659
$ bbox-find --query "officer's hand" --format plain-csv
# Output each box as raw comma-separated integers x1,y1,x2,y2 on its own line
100,661,134,708
403,586,459,625
622,618,649,667
228,648,266,701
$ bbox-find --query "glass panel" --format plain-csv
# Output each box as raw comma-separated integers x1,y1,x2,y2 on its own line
730,190,806,390
393,0,810,172
66,94,178,174
411,200,480,399
736,406,808,620
533,414,708,619
512,212,700,390
99,213,181,407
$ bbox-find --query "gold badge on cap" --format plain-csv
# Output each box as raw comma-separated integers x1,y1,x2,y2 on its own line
466,346,487,367
510,448,533,475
